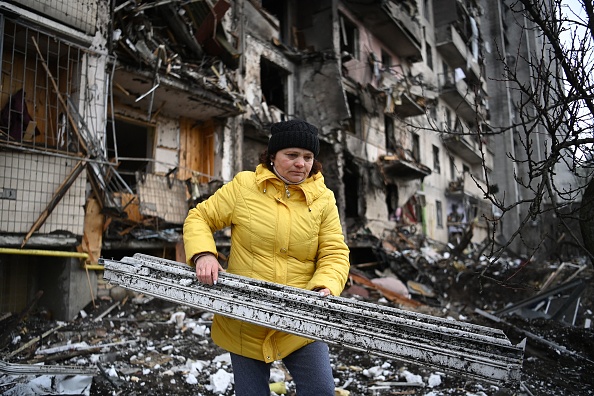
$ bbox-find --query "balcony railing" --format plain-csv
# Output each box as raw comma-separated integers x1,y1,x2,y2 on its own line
441,122,483,165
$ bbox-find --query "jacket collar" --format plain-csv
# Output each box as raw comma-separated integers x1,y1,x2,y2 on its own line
255,164,326,205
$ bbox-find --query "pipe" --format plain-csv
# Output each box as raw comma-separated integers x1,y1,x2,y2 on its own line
0,247,89,259
84,264,105,271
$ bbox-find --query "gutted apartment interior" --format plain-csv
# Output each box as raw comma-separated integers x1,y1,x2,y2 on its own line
105,0,244,260
0,0,244,318
0,0,498,319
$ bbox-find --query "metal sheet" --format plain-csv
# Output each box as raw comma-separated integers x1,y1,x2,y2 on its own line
102,254,524,387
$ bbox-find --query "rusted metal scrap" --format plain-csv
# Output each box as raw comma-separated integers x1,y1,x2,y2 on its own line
101,253,525,387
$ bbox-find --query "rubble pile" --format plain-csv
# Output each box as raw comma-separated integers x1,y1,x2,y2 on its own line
1,237,593,395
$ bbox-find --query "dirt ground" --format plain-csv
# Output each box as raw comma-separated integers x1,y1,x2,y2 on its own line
1,241,593,395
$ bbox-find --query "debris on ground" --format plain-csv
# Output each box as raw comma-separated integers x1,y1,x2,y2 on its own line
1,237,593,395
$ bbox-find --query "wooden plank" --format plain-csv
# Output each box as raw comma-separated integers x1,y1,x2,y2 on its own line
178,117,216,183
113,192,142,222
81,198,104,262
178,117,191,181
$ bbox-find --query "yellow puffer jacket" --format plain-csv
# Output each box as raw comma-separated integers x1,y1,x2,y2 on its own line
183,164,350,362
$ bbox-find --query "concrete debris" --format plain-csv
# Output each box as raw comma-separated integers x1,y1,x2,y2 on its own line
1,235,592,394
209,368,234,394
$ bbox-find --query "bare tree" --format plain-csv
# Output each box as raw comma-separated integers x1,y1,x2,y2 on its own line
477,0,594,264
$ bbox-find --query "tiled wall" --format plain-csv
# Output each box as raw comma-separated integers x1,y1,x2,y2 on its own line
19,0,100,36
0,152,86,235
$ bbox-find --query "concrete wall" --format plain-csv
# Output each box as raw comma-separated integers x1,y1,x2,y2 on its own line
0,254,96,321
39,257,97,321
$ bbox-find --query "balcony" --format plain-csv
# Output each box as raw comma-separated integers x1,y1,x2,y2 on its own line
439,73,486,123
342,0,422,62
111,0,244,121
435,24,482,82
379,150,432,182
441,124,483,165
446,172,488,199
390,92,426,117
113,66,243,121
445,172,492,229
380,71,428,118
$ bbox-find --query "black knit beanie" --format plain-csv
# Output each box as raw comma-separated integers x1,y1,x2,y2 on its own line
268,119,320,157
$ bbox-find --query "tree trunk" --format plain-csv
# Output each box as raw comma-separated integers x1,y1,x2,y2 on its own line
580,177,594,261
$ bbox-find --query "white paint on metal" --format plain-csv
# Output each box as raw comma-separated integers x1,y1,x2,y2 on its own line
102,254,524,387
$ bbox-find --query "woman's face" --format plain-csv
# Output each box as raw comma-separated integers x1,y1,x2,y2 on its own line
271,148,314,183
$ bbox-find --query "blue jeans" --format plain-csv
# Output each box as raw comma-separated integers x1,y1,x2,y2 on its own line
230,341,335,396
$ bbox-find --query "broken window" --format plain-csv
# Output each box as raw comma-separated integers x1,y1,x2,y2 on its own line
423,0,432,22
0,18,91,156
411,133,420,162
340,15,359,61
442,60,448,83
261,57,288,113
385,116,396,152
436,200,443,227
346,92,362,136
381,49,392,71
433,145,441,173
343,156,360,219
386,183,399,220
449,155,456,180
445,107,452,130
261,0,288,41
425,41,433,70
106,118,155,188
429,105,437,121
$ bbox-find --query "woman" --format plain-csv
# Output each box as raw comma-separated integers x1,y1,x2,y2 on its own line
183,119,350,395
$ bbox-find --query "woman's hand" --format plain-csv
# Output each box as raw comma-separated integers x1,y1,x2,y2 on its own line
313,287,331,297
194,254,225,285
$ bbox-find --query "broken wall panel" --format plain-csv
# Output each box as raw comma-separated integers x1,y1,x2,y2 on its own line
0,152,85,235
244,1,281,41
298,60,350,134
154,148,179,176
156,118,179,150
153,118,180,175
136,173,188,225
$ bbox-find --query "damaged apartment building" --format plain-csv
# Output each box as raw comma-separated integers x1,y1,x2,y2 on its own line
0,0,493,320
